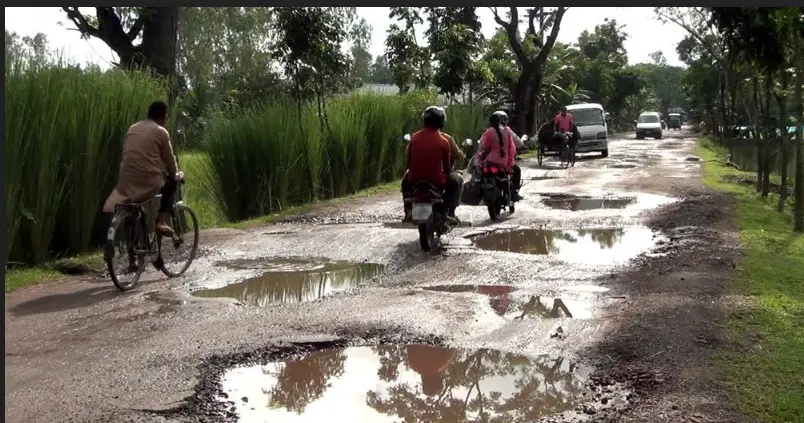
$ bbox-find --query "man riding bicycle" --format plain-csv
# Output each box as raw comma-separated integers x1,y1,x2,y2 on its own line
552,106,580,150
102,101,183,235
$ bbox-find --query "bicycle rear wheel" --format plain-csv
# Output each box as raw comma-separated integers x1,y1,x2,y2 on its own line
105,210,146,291
159,203,200,277
559,144,570,169
569,145,577,167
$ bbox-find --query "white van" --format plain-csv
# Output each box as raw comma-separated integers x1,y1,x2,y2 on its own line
565,103,610,158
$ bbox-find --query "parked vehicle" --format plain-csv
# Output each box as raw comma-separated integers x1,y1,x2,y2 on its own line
565,103,611,158
636,112,664,140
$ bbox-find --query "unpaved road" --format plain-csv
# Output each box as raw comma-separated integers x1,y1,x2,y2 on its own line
5,128,742,423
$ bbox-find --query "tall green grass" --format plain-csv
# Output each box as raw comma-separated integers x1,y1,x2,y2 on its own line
202,92,490,222
4,59,168,264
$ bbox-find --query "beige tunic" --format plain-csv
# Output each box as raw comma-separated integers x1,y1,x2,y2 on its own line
103,120,179,213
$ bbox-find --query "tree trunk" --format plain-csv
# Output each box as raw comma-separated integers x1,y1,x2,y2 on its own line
752,77,763,192
760,74,773,199
793,30,804,232
776,70,789,212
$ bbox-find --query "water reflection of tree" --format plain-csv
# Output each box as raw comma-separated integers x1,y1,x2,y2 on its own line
194,263,385,306
265,349,347,414
477,230,566,255
366,345,586,423
575,229,625,249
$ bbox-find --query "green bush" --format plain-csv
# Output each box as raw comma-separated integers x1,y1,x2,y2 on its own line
4,60,168,264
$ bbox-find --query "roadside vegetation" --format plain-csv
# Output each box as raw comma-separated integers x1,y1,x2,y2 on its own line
672,7,804,231
698,140,804,423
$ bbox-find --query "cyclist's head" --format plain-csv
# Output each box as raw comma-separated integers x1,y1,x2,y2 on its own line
148,101,169,126
493,110,509,126
422,106,446,129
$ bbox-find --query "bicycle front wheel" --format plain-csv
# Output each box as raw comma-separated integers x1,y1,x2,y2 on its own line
159,203,200,277
559,144,570,169
105,210,146,291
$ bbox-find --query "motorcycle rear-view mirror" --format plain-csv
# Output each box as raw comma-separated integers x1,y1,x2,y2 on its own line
464,138,474,146
403,134,411,142
521,135,529,142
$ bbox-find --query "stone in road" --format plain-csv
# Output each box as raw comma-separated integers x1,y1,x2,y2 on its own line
4,129,741,423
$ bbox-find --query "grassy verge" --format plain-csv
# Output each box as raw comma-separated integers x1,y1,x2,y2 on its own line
4,174,400,293
697,139,804,423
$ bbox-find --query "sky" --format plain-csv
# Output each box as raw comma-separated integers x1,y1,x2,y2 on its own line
4,7,688,69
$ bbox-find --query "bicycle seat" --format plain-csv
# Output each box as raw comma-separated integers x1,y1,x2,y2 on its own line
117,194,163,209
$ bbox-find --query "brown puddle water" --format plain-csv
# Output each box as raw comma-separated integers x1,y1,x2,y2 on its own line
540,196,636,211
473,228,660,265
217,344,587,422
192,257,386,306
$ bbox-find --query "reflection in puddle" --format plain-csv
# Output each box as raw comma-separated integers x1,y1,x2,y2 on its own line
218,344,586,422
473,228,659,265
192,257,386,306
423,285,516,316
505,296,594,320
541,196,636,211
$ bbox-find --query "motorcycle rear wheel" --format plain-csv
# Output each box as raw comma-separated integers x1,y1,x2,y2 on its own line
418,223,434,251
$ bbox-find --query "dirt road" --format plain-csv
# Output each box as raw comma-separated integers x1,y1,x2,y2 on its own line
4,128,742,423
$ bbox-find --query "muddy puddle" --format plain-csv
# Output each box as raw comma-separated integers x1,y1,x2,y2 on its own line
192,257,386,306
540,195,636,211
473,228,660,265
216,344,587,422
383,221,473,230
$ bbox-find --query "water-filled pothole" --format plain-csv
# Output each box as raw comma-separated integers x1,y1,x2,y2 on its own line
192,257,386,306
540,195,636,211
505,296,594,320
472,228,660,265
216,344,587,421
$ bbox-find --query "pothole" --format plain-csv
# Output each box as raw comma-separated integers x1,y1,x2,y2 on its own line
540,195,637,211
192,257,386,306
607,163,637,169
215,344,589,421
504,296,595,320
472,228,662,265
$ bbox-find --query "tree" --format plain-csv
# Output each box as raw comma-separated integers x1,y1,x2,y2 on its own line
491,7,567,135
385,7,429,94
424,7,484,99
350,17,373,84
367,55,391,84
62,7,178,78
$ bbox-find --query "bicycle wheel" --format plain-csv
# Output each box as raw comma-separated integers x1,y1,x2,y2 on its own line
569,144,577,167
559,144,570,169
159,203,200,277
105,210,146,291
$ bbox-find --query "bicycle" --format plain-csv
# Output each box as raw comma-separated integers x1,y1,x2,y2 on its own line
104,175,199,291
558,131,577,169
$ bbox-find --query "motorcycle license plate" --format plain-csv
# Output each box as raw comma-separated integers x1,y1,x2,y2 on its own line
412,203,433,223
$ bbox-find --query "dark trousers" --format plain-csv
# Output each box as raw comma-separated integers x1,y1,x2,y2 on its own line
159,177,178,213
402,171,464,216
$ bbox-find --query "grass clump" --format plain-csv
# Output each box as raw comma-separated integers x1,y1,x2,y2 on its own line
697,140,804,423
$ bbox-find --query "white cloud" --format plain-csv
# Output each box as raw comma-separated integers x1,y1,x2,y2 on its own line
5,6,688,71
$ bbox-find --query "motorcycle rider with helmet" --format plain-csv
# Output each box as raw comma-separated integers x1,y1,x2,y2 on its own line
495,110,527,152
477,111,523,202
401,106,464,223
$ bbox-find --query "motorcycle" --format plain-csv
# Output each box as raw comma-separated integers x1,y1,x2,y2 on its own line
402,133,458,252
465,138,520,221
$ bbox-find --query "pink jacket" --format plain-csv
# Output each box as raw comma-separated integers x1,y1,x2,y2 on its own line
479,126,516,170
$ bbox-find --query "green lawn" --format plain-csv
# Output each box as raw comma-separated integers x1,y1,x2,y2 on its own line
4,152,399,292
697,139,804,423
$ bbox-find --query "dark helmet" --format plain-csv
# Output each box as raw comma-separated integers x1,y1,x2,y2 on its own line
422,106,446,129
493,110,509,126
